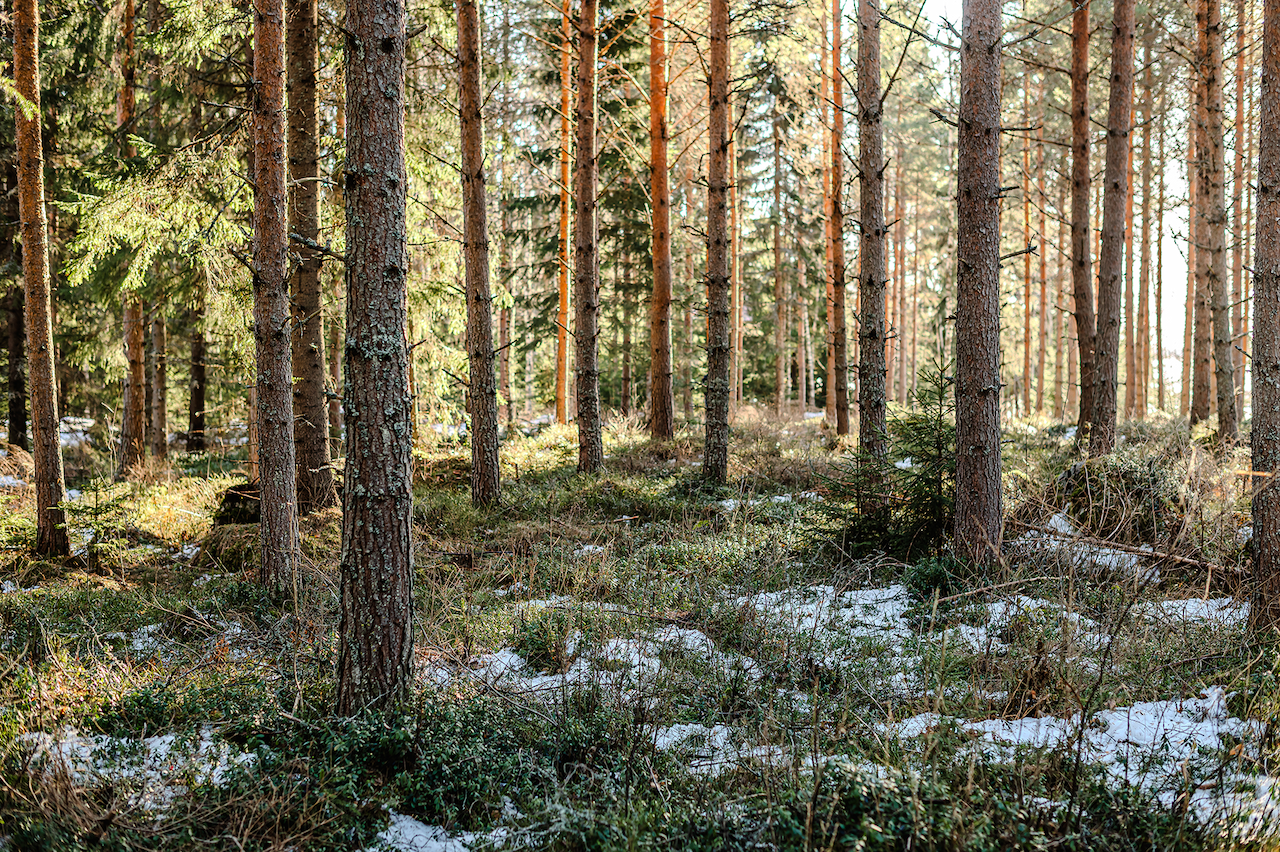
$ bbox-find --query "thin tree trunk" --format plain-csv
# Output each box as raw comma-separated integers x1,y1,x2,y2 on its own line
954,0,1003,564
857,0,886,477
328,96,344,453
188,296,206,452
703,0,731,482
894,150,906,403
1055,179,1068,419
13,0,68,556
1071,0,1096,438
1198,0,1237,438
4,159,27,450
556,0,571,426
1156,108,1166,412
460,0,500,506
1137,35,1153,420
150,312,166,458
831,0,850,435
336,0,414,714
774,115,785,415
1233,0,1247,415
1036,108,1048,413
252,0,301,590
1124,143,1135,418
288,0,335,512
1192,75,1214,424
648,0,674,439
1251,0,1280,631
117,0,146,476
1090,0,1134,456
822,11,835,425
1022,75,1033,417
1184,109,1196,416
574,0,602,472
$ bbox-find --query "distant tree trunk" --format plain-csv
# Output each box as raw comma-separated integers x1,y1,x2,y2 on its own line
556,0,572,426
336,0,414,715
1124,145,1135,419
252,0,301,590
7,286,26,450
1191,77,1213,424
1055,179,1068,419
622,269,633,416
327,92,344,451
857,0,887,480
1036,110,1048,413
573,0,602,472
830,0,850,435
1071,0,1096,437
188,297,206,452
117,0,146,476
649,0,673,440
1200,0,1237,440
773,115,786,416
288,0,336,512
1137,35,1153,419
953,0,1003,565
14,0,68,557
730,100,742,409
821,10,835,424
1022,77,1033,417
1184,108,1197,416
703,0,731,482
1156,109,1166,412
1089,0,1134,456
150,312,166,458
459,0,500,507
1233,0,1247,415
1252,0,1280,632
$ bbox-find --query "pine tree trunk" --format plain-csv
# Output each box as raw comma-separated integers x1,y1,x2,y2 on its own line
1156,109,1166,412
188,298,206,452
1090,0,1134,456
1252,0,1280,631
150,313,167,458
821,11,835,425
327,95,344,452
1192,76,1214,424
13,0,68,556
1022,77,1033,417
1124,144,1135,419
1199,0,1237,440
1233,0,1247,415
288,0,336,512
573,0,602,472
459,0,500,505
1055,179,1067,419
336,0,414,714
1036,110,1048,413
1137,35,1153,420
703,0,731,482
1184,110,1196,416
857,0,886,477
953,0,1003,565
117,0,146,476
830,0,850,436
648,0,674,440
252,0,301,591
7,286,26,450
556,0,572,426
773,117,786,416
1071,0,1096,437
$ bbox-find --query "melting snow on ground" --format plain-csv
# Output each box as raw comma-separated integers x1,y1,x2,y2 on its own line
1010,511,1160,583
22,726,254,811
715,492,824,512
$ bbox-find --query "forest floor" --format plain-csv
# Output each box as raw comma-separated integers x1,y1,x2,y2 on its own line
0,407,1275,851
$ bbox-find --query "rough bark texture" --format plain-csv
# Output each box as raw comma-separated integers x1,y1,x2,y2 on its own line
252,0,301,592
648,0,674,440
1253,0,1280,631
857,0,887,480
953,0,1003,565
288,0,336,513
1233,0,1247,414
459,0,500,506
1090,0,1134,456
336,0,414,714
830,0,850,436
703,0,731,482
1192,71,1214,424
1199,0,1237,440
13,0,68,557
573,0,602,472
556,0,571,426
1070,0,1096,437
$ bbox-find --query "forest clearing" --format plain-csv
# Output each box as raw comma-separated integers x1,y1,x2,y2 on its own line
0,411,1275,850
2,0,1280,843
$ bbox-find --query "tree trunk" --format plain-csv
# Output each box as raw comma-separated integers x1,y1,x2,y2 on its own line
327,93,344,453
830,0,850,436
188,297,206,452
857,0,887,478
573,0,602,472
336,0,414,714
1022,77,1033,417
1055,179,1068,419
703,0,731,482
1036,108,1048,413
1200,0,1237,440
1137,35,1153,420
648,0,673,440
1156,108,1166,412
1089,0,1134,456
117,0,146,476
1191,77,1213,424
459,0,500,505
556,0,572,426
1233,0,1247,416
288,0,336,512
1184,109,1197,416
773,115,786,416
953,0,1003,565
7,286,26,450
252,0,300,590
1252,0,1280,631
150,312,167,458
1071,0,1096,437
13,0,68,556
822,11,834,425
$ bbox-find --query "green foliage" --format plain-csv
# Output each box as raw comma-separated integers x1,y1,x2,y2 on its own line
819,360,957,561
